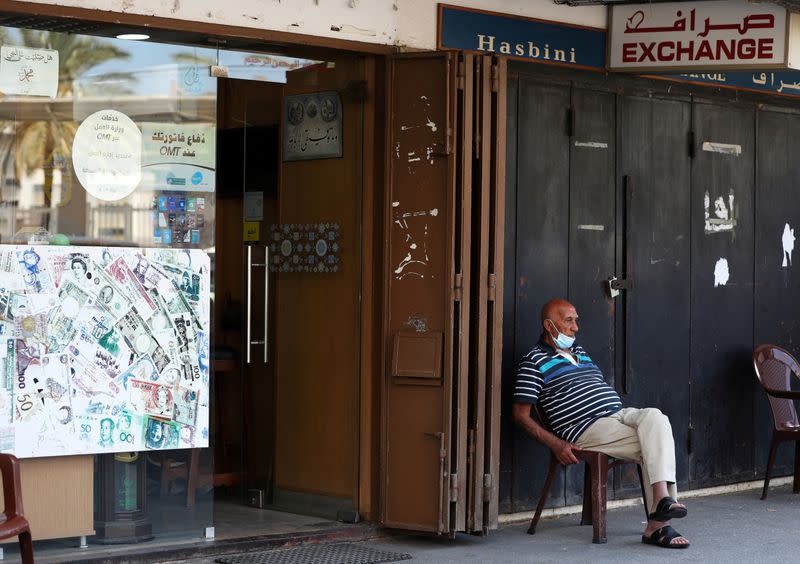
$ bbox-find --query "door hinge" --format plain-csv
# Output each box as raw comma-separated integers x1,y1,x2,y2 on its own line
449,473,459,502
490,63,499,93
457,60,466,90
487,273,497,301
688,130,696,158
483,473,492,502
454,272,463,301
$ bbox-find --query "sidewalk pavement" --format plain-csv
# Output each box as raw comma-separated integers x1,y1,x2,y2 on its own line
172,483,800,564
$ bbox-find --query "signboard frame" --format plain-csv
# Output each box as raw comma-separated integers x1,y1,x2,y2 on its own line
607,0,791,72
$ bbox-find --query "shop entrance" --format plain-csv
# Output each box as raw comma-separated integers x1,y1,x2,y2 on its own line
212,56,364,535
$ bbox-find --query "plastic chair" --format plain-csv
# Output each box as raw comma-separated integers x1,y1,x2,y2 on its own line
527,406,649,544
752,344,800,500
0,454,33,563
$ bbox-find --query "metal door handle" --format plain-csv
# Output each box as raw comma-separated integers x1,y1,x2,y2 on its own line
246,245,269,364
264,245,269,364
246,245,252,364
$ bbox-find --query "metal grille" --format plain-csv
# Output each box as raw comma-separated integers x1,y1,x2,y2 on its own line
215,544,412,564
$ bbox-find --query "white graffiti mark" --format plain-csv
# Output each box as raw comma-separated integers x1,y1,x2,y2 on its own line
783,223,795,267
407,151,421,163
704,189,736,233
402,117,437,134
395,142,400,158
392,201,400,207
392,204,436,280
397,272,423,280
714,258,730,287
401,209,439,219
395,252,427,274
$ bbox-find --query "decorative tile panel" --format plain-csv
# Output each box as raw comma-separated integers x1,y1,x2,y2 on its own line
269,223,341,273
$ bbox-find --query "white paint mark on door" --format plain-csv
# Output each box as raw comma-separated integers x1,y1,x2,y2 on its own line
577,224,605,231
702,141,741,155
714,258,730,287
401,209,439,219
782,223,795,267
705,189,737,233
392,201,400,207
574,141,608,149
426,118,437,132
395,252,427,275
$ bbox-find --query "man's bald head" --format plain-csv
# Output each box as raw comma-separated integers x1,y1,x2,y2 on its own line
540,299,579,350
541,299,575,324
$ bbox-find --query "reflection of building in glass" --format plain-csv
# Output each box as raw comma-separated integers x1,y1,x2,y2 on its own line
0,89,215,245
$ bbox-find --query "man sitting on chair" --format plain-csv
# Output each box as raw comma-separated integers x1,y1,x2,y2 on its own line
512,298,689,549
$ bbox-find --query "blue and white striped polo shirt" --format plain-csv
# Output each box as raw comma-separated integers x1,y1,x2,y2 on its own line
514,340,622,443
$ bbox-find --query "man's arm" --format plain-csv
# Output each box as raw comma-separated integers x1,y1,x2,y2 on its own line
512,402,581,465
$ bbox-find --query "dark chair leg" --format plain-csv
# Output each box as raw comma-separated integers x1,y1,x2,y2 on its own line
18,530,33,564
794,440,800,494
587,454,609,544
762,435,779,500
580,462,592,526
528,454,559,535
636,463,650,520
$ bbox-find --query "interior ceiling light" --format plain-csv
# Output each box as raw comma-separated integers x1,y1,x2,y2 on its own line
115,33,150,40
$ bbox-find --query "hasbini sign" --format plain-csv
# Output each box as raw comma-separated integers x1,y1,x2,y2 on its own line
436,2,800,99
437,4,605,70
608,0,791,71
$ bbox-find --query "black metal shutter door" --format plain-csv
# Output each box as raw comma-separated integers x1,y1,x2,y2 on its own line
507,78,571,511
618,95,692,495
689,101,756,487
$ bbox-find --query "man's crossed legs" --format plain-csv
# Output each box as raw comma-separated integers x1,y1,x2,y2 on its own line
575,407,689,548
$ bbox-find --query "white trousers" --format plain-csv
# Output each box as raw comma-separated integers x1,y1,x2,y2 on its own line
574,407,677,512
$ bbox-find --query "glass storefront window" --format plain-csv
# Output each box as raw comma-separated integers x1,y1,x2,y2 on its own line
0,19,363,558
0,33,218,250
0,26,219,546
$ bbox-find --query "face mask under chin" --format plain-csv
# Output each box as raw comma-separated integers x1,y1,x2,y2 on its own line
547,319,575,349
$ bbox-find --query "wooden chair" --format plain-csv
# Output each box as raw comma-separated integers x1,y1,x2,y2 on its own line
158,449,212,508
752,344,800,500
0,454,33,563
527,406,649,544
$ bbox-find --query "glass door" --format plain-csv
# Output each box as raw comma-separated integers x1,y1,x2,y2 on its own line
213,54,364,531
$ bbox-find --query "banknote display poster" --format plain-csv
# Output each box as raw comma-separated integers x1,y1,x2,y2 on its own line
0,245,210,458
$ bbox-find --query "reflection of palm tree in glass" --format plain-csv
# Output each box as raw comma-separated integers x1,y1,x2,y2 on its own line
13,30,130,228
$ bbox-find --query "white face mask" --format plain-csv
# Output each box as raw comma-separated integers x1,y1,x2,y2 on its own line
546,319,575,349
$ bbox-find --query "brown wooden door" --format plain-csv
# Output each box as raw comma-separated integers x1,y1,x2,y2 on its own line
271,58,365,513
381,52,504,535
